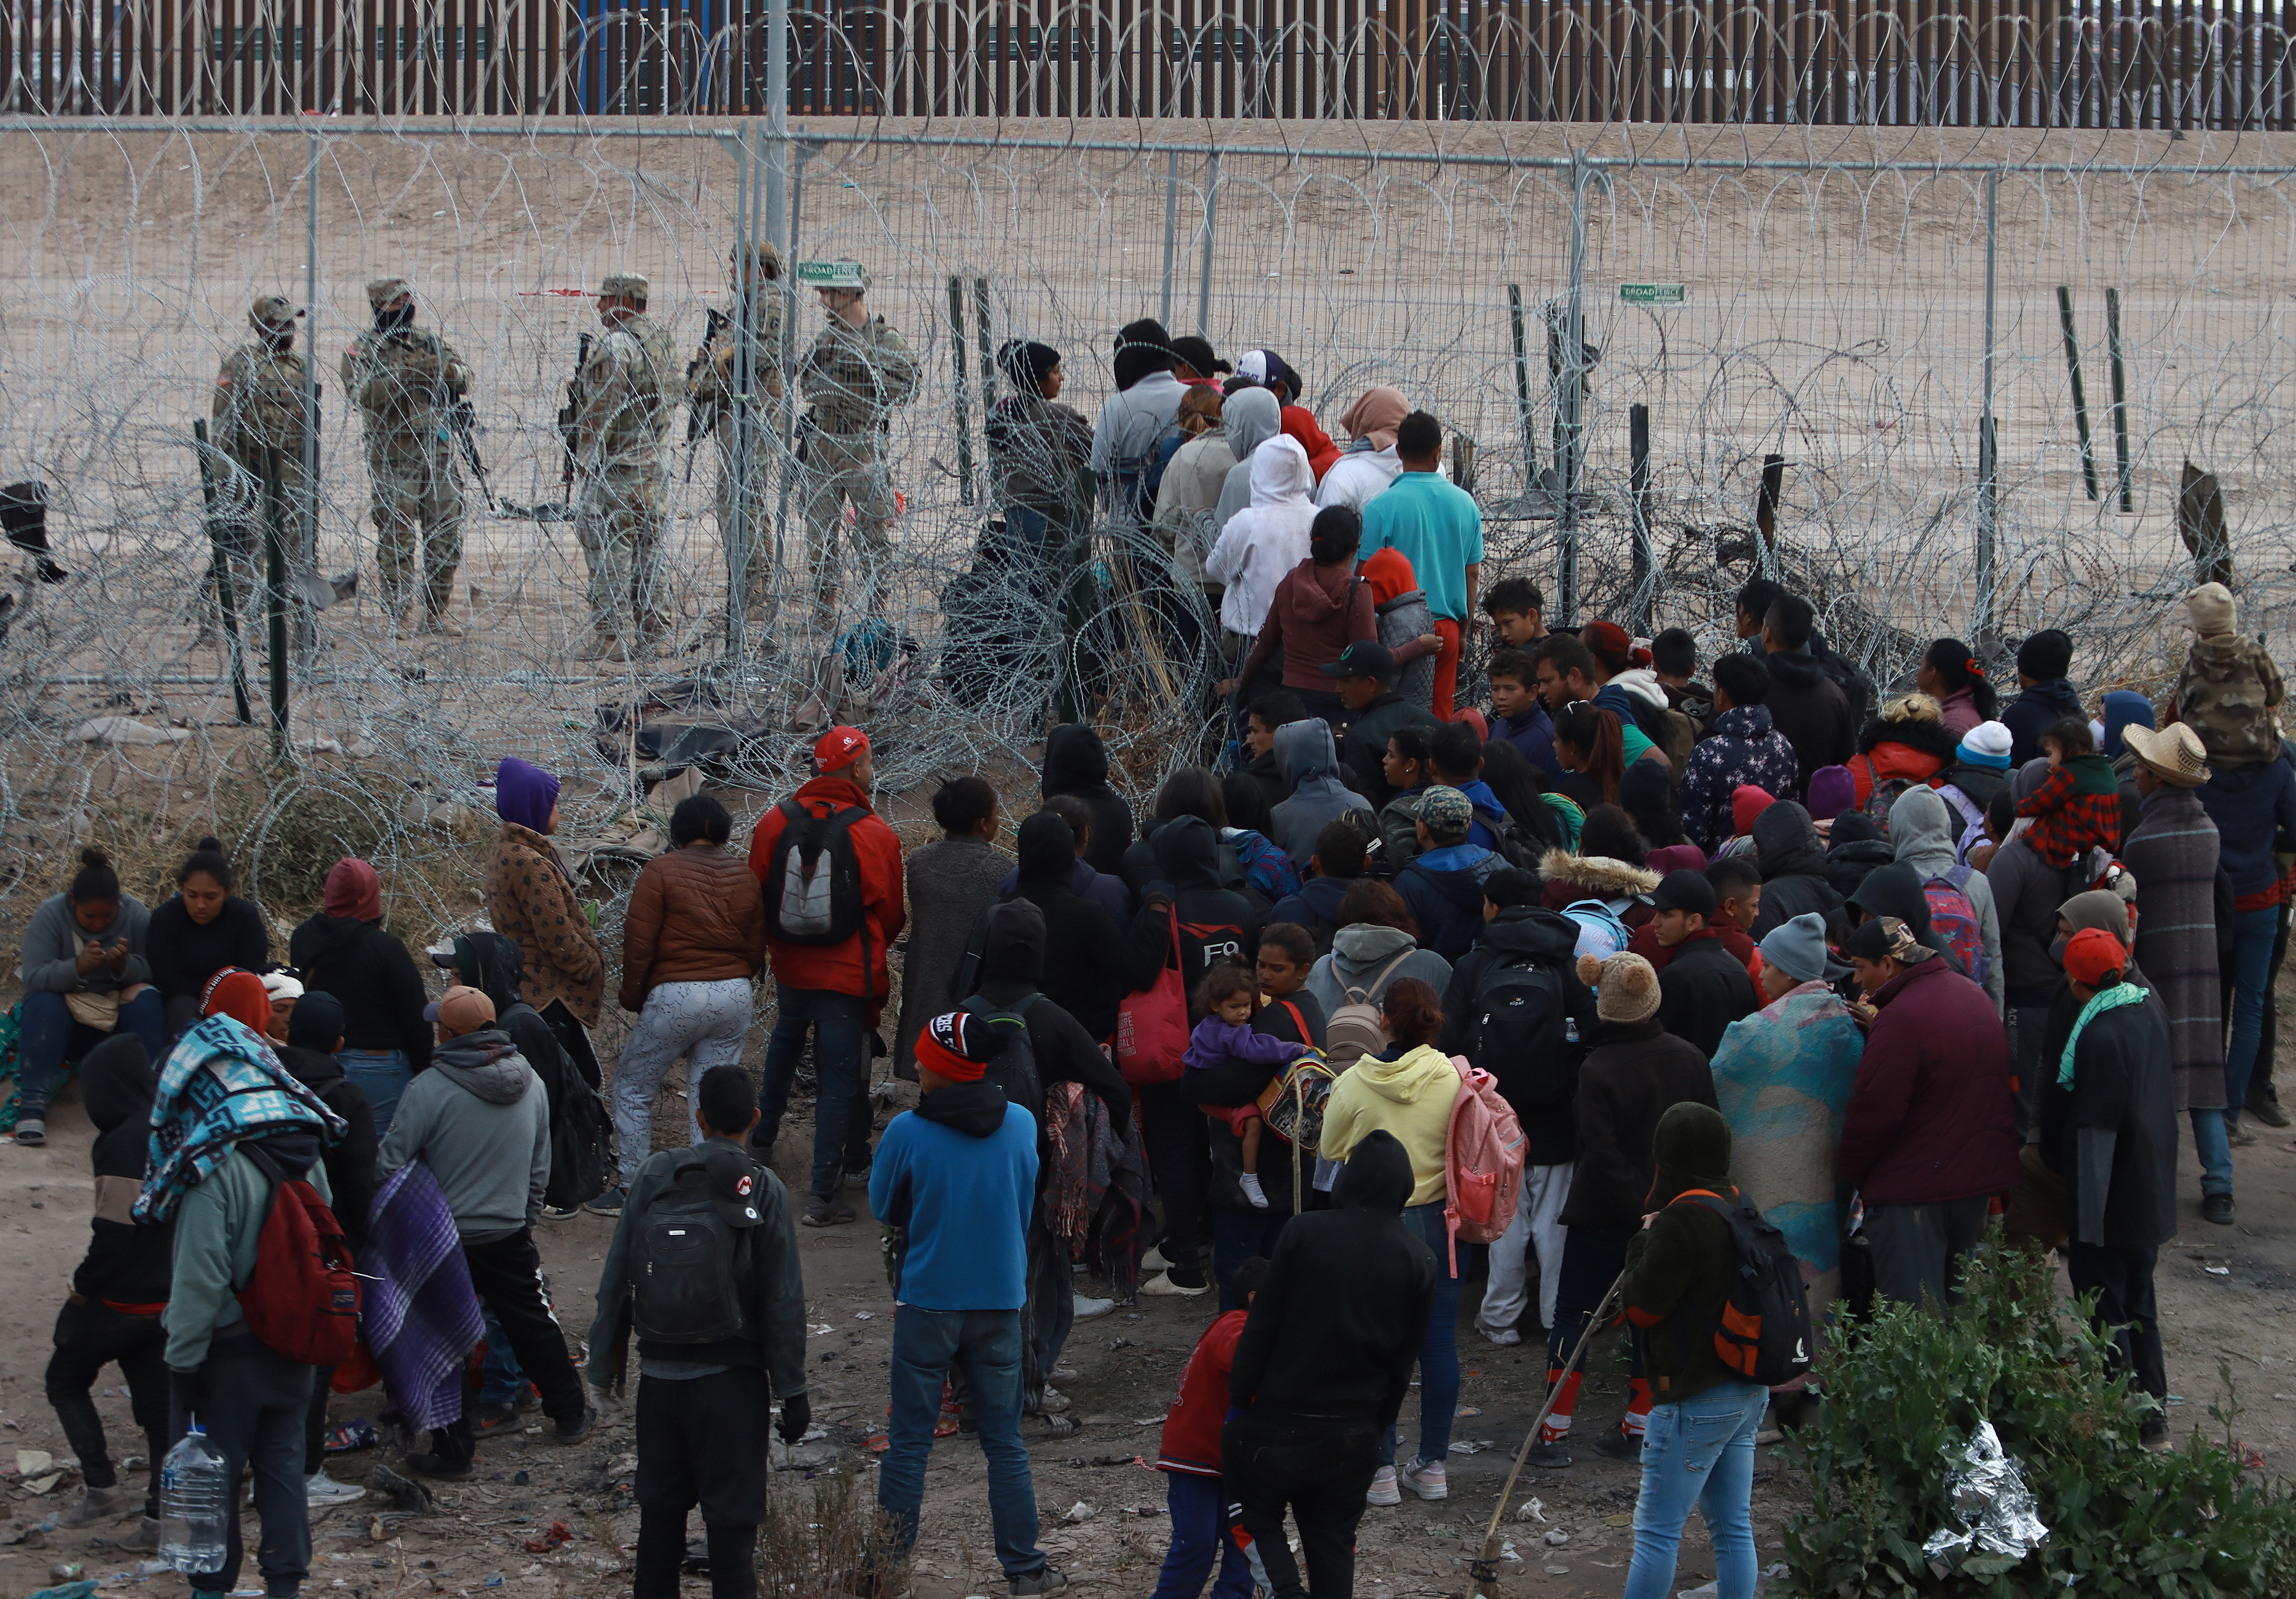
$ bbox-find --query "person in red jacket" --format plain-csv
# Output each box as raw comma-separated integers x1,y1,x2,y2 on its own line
748,726,907,1228
1838,915,2019,1311
1150,1257,1266,1599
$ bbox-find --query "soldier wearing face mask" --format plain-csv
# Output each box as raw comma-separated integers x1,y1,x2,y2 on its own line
341,276,471,637
206,293,312,642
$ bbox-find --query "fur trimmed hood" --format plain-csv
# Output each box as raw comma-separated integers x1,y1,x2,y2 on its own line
1855,714,1961,765
1540,847,1662,899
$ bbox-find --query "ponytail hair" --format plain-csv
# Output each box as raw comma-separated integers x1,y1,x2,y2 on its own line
70,846,119,903
1555,702,1627,805
1924,637,1999,721
1309,504,1362,567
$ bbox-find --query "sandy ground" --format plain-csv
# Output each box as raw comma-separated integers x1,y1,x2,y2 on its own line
0,949,2287,1599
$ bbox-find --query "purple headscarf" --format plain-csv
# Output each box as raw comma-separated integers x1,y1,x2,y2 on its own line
495,757,560,835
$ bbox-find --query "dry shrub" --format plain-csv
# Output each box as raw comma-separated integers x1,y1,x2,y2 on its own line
758,1470,909,1598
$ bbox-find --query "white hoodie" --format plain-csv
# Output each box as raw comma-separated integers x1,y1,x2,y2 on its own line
1205,434,1317,637
1315,442,1404,512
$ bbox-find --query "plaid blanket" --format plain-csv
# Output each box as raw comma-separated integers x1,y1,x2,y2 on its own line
362,1161,483,1432
135,1014,343,1224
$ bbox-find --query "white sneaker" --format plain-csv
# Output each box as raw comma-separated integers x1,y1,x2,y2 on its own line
1365,1465,1401,1506
1071,1295,1116,1322
1478,1324,1523,1346
1400,1458,1448,1500
1138,1271,1209,1298
306,1471,366,1506
1038,1388,1072,1414
1140,1245,1173,1273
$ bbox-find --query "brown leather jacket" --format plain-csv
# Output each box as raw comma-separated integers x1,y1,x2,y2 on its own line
619,843,766,1010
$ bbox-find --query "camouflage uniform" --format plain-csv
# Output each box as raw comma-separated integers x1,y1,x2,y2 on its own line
574,272,681,651
208,293,313,625
691,243,788,622
2168,583,2286,768
340,276,470,624
798,279,917,631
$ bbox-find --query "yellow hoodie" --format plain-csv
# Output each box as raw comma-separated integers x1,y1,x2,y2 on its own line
1320,1043,1460,1207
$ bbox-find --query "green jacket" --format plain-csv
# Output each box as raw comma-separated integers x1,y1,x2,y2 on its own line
584,1136,809,1401
1620,1188,1740,1406
164,1142,333,1371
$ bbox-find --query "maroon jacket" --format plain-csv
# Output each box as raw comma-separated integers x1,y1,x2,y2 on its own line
1248,559,1377,693
1838,956,2020,1205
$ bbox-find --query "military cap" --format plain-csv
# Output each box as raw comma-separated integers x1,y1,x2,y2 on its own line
364,277,413,308
731,240,785,276
598,272,650,301
248,293,304,330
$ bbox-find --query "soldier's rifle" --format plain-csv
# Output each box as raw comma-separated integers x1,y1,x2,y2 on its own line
684,307,733,486
495,332,589,523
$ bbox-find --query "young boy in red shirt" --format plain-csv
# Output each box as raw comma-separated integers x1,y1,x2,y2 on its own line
1150,1257,1269,1598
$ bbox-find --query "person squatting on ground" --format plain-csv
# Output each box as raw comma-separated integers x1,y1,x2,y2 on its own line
750,725,907,1227
146,972,345,1599
797,265,919,636
868,1012,1065,1597
586,1065,809,1599
603,793,766,1214
15,846,165,1148
1619,1104,1774,1599
341,276,469,634
571,272,681,659
381,984,592,1476
1222,1129,1435,1599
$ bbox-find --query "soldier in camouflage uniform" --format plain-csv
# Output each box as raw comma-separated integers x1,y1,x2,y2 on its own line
206,293,312,640
797,264,917,633
689,242,786,627
341,276,471,635
573,272,681,659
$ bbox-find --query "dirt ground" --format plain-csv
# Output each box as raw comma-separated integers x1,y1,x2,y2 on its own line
0,948,2289,1599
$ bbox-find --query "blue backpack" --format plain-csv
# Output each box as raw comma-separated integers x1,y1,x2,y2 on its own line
1561,898,1633,961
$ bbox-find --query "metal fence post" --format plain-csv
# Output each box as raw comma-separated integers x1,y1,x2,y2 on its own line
1977,168,1999,645
1196,152,1220,337
261,449,291,755
1556,152,1589,627
724,130,752,662
1507,284,1539,496
1159,149,1178,328
949,275,974,505
1629,403,1654,634
2105,285,2133,513
302,130,319,573
772,144,809,603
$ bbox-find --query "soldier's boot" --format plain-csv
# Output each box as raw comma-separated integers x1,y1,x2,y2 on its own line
420,567,464,638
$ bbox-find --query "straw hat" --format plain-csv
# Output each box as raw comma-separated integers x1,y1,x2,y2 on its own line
2123,722,2212,788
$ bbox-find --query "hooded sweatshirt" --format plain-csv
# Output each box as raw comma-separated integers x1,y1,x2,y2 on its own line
1360,548,1442,715
74,1034,173,1306
1621,1103,1742,1405
1847,862,1964,975
1761,648,1858,796
1121,816,1265,988
1986,760,2088,1004
377,1028,549,1240
1228,1128,1435,1426
278,1002,379,1254
1041,723,1136,879
1680,704,1802,854
286,905,434,1073
1205,434,1317,637
1255,558,1377,693
1749,802,1845,937
1398,841,1503,962
165,1130,331,1370
869,1080,1038,1312
1304,922,1453,1020
1319,1042,1462,1207
2002,675,2086,768
2169,632,2285,769
1890,785,2005,1012
1212,388,1283,536
1269,719,1377,868
1002,843,1153,1071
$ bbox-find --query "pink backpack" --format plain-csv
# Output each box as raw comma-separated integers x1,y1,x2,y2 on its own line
1442,1056,1527,1276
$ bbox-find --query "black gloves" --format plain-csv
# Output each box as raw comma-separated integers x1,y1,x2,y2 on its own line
776,1392,812,1446
169,1366,206,1424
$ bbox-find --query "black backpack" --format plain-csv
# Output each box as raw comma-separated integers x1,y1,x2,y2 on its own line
1470,802,1547,873
960,993,1042,1115
549,1074,614,1212
630,1148,767,1345
1812,637,1877,718
1465,934,1582,1095
762,798,869,946
1670,1191,1816,1388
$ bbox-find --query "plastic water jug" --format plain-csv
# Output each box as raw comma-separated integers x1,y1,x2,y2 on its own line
158,1423,230,1575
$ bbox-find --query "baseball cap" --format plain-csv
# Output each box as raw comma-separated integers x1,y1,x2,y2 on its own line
365,276,413,308
2064,925,2129,988
1236,349,1292,391
812,725,870,773
1416,785,1474,841
249,293,304,330
1318,640,1397,683
1650,868,1718,919
261,969,305,1003
424,984,498,1034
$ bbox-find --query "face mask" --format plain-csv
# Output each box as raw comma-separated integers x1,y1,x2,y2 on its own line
264,332,295,355
375,304,414,333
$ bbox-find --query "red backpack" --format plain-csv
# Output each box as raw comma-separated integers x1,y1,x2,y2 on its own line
236,1145,361,1368
1441,1056,1527,1276
1115,911,1189,1087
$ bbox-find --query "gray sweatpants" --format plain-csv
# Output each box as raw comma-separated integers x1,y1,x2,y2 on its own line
612,977,754,1187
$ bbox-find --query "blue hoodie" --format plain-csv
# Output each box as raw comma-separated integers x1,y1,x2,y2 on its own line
2198,753,2296,901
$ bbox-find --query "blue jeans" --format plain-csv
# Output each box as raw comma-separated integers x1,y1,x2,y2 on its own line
18,989,165,1117
1382,1202,1462,1468
1623,1381,1769,1599
2225,906,2279,1124
2192,1109,2234,1198
1151,1471,1252,1599
479,1305,527,1407
756,987,871,1199
337,1048,412,1137
878,1306,1045,1581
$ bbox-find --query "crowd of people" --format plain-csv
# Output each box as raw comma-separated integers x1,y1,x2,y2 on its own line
18,318,2295,1599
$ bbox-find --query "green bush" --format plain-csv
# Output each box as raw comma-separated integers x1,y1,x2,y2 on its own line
1781,1241,2296,1598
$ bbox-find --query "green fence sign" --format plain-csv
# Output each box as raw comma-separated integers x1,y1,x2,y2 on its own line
1619,283,1687,305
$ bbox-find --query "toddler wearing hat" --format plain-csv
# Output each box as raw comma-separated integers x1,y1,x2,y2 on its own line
2164,580,2284,769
